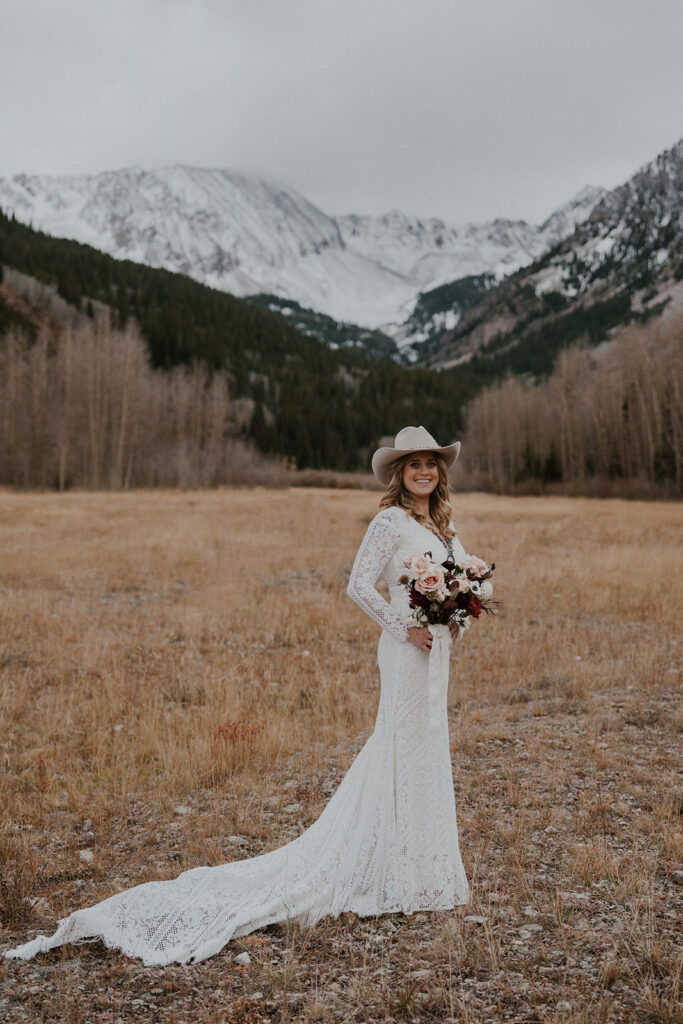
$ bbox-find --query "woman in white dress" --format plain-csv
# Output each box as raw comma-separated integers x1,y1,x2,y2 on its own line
4,425,470,967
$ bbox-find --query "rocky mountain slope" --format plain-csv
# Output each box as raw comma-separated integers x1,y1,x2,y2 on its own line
423,138,683,377
0,166,602,334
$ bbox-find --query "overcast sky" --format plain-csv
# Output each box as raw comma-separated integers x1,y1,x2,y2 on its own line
1,0,681,225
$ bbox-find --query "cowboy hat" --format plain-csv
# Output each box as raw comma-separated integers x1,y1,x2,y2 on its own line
371,425,461,485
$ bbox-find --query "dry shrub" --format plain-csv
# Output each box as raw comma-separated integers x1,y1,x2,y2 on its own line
209,715,266,782
0,834,38,928
222,999,268,1024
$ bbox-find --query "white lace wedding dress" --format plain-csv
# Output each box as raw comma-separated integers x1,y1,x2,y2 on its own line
4,506,470,966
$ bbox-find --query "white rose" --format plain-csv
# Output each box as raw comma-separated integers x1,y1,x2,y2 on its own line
480,580,493,599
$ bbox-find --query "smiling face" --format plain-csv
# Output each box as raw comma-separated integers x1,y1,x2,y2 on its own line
401,452,439,502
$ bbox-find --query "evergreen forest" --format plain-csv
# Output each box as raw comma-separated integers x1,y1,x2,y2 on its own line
0,210,478,471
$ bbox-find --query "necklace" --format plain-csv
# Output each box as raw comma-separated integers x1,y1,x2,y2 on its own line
422,518,455,561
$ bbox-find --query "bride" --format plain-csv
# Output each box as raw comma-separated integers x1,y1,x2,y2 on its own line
4,425,470,967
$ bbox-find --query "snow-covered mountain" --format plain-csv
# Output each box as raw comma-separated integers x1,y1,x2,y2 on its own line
0,165,604,331
423,138,683,373
527,139,683,302
337,187,604,292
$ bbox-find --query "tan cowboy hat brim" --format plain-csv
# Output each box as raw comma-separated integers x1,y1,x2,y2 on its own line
371,425,461,486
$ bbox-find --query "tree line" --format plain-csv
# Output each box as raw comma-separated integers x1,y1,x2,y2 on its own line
461,315,682,496
0,315,477,489
0,322,258,489
0,210,477,473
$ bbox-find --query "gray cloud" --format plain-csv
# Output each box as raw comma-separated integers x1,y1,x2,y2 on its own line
1,0,681,224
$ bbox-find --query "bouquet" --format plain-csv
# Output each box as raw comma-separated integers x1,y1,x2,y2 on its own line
399,550,497,632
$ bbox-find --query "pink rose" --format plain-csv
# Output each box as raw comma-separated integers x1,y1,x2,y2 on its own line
404,553,433,578
462,554,488,578
454,574,471,593
415,569,446,597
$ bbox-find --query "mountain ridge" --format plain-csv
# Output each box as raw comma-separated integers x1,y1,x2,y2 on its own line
0,164,604,334
422,138,683,377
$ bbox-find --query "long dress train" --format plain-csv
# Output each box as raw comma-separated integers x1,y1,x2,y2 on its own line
3,506,469,966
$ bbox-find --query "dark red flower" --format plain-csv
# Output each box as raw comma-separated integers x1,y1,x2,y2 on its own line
409,585,430,609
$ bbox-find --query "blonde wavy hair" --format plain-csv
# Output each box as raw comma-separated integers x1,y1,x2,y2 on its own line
379,452,456,539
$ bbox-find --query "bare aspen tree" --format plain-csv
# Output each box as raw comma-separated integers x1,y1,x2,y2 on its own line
55,327,74,491
462,313,682,495
0,321,247,489
112,327,133,488
204,373,230,486
28,330,52,487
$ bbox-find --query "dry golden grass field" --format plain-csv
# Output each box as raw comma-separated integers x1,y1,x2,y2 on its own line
0,487,681,1024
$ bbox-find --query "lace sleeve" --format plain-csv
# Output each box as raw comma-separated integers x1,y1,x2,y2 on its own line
346,509,409,644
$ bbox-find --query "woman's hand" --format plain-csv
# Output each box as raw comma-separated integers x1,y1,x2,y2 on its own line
448,620,462,643
407,626,433,652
